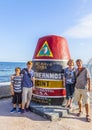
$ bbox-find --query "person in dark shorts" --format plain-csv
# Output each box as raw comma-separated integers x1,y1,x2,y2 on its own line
10,67,23,113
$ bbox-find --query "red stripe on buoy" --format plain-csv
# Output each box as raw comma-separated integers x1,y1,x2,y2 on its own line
33,35,70,60
33,88,66,97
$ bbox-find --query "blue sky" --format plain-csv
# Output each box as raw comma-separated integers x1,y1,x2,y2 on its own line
0,0,92,63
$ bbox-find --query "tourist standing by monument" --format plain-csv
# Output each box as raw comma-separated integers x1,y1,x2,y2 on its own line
10,67,22,113
63,59,76,108
21,61,35,113
74,59,91,122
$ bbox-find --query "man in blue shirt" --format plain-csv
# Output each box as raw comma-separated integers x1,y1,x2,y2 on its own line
21,61,35,113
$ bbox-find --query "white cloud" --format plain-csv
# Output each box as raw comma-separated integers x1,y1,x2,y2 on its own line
63,14,92,38
79,43,85,46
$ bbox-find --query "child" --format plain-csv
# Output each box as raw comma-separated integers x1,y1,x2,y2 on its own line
10,67,22,113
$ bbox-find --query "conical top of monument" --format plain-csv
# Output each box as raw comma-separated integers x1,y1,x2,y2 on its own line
33,35,71,60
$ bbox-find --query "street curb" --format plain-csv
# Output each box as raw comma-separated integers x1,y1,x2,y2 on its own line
0,84,12,99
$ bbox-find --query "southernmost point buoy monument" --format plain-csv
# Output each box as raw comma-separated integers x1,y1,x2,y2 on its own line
32,35,71,105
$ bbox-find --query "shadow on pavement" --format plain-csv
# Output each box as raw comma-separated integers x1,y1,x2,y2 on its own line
63,112,88,123
0,98,48,121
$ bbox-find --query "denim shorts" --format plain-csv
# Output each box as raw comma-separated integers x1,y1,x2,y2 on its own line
65,83,75,100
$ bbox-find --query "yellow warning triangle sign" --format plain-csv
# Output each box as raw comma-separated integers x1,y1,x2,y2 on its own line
37,41,53,57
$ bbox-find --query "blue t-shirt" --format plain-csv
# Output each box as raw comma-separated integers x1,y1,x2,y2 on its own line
64,67,76,84
21,68,34,88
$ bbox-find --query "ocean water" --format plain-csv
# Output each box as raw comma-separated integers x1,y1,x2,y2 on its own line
0,62,91,83
0,62,26,83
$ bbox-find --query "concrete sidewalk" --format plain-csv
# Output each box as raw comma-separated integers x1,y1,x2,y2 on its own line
0,93,92,130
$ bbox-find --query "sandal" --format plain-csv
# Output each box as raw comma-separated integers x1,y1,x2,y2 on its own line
76,111,83,117
86,115,91,122
68,105,72,109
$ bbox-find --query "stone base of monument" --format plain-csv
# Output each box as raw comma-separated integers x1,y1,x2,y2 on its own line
30,102,73,121
32,96,66,105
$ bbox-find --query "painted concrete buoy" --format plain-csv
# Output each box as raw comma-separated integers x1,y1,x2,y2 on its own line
32,35,71,105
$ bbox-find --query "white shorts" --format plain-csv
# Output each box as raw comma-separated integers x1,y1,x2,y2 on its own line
22,87,32,104
74,88,90,105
